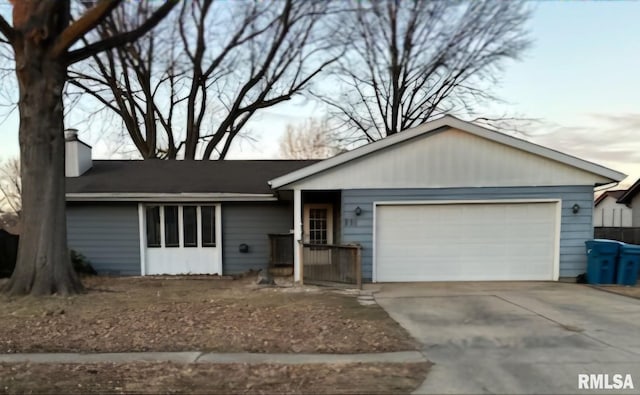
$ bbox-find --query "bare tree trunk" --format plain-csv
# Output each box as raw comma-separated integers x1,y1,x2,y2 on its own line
3,46,82,296
0,0,176,296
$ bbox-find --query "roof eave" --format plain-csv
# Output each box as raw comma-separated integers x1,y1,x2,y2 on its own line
269,115,627,189
66,192,278,202
617,179,640,204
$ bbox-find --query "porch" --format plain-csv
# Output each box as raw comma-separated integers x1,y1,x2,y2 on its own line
275,190,362,287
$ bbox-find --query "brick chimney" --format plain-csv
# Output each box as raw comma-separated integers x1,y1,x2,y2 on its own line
65,129,92,177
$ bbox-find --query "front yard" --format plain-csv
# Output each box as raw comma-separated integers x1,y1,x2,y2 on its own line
0,276,417,354
0,362,430,394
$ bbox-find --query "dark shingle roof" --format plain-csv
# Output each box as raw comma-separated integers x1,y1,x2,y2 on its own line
66,160,318,195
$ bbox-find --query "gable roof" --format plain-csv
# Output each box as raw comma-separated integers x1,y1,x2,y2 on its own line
595,190,627,206
617,178,640,204
269,115,626,189
66,160,318,201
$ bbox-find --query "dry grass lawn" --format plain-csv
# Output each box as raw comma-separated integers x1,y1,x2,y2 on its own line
0,361,430,394
0,276,417,354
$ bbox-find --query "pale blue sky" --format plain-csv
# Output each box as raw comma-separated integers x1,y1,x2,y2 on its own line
1,1,639,185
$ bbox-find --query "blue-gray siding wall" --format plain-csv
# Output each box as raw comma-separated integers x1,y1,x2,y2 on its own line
222,202,293,274
66,204,141,275
341,186,594,281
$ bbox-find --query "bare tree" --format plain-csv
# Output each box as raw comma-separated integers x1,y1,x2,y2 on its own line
318,0,531,142
279,117,345,159
0,0,177,296
0,158,21,216
69,0,342,160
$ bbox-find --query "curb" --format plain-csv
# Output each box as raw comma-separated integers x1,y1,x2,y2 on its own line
0,351,427,365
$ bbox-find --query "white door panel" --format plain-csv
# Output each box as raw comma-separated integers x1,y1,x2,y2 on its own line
375,202,559,282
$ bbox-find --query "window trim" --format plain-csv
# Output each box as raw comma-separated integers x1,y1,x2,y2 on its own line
303,204,333,245
144,204,219,249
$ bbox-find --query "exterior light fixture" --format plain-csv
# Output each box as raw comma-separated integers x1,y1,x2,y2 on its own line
572,204,580,214
354,206,362,216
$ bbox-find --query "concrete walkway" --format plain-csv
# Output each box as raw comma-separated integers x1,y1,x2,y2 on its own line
0,350,426,365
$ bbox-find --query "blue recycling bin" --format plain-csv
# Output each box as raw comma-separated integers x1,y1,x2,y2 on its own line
585,239,621,284
617,243,640,286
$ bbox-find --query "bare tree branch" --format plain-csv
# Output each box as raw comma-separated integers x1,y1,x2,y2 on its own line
72,0,341,160
66,0,178,65
0,14,14,44
318,0,531,141
279,117,346,159
51,0,123,58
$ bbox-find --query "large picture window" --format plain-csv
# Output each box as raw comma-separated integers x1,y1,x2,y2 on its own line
146,205,216,248
201,206,216,247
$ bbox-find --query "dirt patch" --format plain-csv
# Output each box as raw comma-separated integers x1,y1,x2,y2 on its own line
597,285,640,300
0,276,417,353
0,361,429,394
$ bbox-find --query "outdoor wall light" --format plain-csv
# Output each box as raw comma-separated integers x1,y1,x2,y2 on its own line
572,204,580,214
354,206,362,216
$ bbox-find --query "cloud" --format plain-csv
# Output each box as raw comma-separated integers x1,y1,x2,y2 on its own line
521,113,640,187
525,113,640,161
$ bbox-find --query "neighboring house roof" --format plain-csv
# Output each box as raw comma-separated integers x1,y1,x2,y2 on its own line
66,160,318,201
269,115,627,189
595,190,627,206
617,178,640,204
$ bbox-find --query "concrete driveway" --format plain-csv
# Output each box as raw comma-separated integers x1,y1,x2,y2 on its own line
371,282,640,394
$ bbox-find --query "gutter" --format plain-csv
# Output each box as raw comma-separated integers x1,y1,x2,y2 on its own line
65,193,278,202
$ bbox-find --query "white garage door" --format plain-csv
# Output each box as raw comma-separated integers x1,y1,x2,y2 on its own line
375,202,559,282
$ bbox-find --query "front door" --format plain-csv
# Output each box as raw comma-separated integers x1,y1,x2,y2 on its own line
303,204,333,245
303,204,333,266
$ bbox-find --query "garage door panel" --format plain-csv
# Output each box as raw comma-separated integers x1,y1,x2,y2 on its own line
375,202,558,282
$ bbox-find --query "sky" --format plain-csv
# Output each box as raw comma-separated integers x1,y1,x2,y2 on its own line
0,1,639,187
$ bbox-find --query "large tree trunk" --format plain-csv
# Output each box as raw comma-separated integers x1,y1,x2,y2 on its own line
3,19,83,296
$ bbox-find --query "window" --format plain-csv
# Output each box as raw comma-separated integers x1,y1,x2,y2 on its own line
309,208,328,245
201,206,216,247
146,206,161,247
183,206,198,247
145,204,217,248
164,206,179,247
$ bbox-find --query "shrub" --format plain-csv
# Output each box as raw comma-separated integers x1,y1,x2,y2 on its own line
70,249,97,275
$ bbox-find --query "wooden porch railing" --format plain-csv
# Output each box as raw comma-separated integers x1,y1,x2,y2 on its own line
268,233,294,267
301,243,361,289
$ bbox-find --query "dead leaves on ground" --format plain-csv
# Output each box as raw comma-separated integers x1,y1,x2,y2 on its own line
0,362,430,394
0,277,417,354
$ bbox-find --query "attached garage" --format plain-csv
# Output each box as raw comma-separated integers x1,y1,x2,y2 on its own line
374,201,560,282
269,115,627,283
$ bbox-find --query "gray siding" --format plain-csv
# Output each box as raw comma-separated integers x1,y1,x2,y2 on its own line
66,204,141,275
222,202,293,274
340,186,594,281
